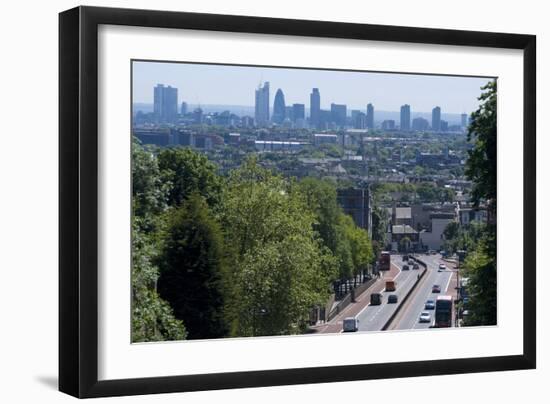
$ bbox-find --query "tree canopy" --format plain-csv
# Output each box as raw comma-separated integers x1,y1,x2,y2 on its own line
219,158,336,336
157,193,227,339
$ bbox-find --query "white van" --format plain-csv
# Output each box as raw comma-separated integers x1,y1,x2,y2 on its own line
343,317,359,332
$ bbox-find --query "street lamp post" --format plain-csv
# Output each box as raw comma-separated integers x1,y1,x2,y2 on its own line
456,259,460,327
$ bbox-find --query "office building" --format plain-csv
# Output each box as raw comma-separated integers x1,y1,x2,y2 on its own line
412,117,429,131
272,89,286,124
461,113,468,128
381,120,395,130
292,103,305,122
366,103,374,129
400,104,411,131
255,81,270,126
432,106,441,131
337,187,372,236
353,111,367,129
310,88,321,128
330,103,347,127
153,84,178,123
313,133,338,145
180,101,188,115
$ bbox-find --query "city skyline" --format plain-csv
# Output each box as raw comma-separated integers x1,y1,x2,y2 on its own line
133,60,493,115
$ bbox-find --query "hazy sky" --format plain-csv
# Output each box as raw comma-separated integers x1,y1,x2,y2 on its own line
132,60,493,114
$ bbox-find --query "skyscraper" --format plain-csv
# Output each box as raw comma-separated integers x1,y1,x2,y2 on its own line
366,103,374,129
292,103,305,122
331,103,347,127
272,89,286,124
461,113,468,128
310,88,321,128
400,104,411,131
255,81,270,127
180,101,188,115
412,117,429,131
432,106,441,131
153,84,178,123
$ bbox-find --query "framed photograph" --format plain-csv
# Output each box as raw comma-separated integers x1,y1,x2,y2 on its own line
59,6,536,398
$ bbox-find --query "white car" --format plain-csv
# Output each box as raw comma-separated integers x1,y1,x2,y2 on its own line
438,263,446,272
419,311,431,323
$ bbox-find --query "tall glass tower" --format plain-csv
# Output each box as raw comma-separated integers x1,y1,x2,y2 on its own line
272,89,286,124
254,81,270,127
400,104,411,131
432,106,441,131
310,88,321,129
366,103,374,129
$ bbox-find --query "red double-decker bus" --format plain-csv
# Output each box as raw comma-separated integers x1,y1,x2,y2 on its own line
378,251,391,271
434,295,453,327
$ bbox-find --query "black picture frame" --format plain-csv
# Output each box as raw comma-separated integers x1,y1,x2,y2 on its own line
59,5,536,398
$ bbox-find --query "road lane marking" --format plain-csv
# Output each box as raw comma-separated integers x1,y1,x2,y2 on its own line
444,270,453,293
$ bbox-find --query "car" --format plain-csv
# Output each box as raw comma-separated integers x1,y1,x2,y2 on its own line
438,263,446,272
370,292,382,305
408,259,414,265
412,263,419,270
343,317,359,332
402,254,409,261
430,250,437,255
432,284,441,293
388,294,398,304
402,264,410,270
419,311,431,323
425,299,435,310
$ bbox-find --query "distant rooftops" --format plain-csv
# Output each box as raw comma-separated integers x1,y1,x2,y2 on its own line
392,224,417,234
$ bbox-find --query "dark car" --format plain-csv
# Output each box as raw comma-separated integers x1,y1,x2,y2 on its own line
370,292,383,305
432,284,441,293
425,299,435,310
388,294,398,304
402,264,410,270
413,263,419,270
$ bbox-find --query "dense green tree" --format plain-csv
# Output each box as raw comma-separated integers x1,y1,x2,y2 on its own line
340,214,374,275
132,223,187,342
462,80,497,326
462,232,496,326
131,140,186,342
465,80,497,211
443,221,460,241
297,178,341,254
132,139,168,232
157,193,227,339
399,236,411,253
158,147,222,208
219,158,336,337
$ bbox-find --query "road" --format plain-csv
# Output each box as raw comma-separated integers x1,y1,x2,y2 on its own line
388,254,456,330
356,255,424,332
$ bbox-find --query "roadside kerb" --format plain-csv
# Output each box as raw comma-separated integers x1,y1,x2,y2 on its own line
381,256,428,331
